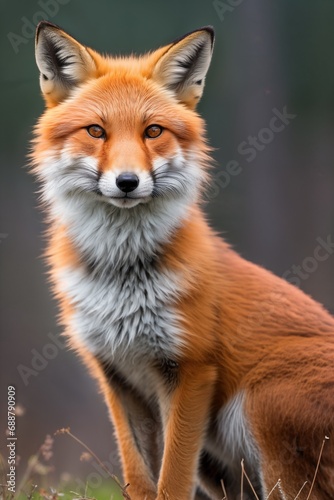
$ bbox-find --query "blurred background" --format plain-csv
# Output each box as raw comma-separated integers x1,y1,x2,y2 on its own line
1,0,334,494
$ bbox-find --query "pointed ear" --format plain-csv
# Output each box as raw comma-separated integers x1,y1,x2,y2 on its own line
35,21,97,107
152,27,214,109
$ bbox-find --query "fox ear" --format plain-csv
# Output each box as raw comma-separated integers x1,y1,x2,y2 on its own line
35,21,96,107
152,27,214,109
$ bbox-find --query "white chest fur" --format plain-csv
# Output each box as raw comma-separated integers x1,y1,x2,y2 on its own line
59,259,184,360
55,193,187,373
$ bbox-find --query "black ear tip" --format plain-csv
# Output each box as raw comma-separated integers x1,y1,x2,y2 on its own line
200,25,215,45
171,26,215,48
36,20,62,40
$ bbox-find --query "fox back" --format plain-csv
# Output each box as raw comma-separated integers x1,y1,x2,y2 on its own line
32,22,334,500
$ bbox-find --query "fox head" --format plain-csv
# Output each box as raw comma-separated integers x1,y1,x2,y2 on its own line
32,22,214,220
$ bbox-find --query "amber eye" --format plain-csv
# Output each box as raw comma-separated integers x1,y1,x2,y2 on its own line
86,125,106,139
145,125,163,139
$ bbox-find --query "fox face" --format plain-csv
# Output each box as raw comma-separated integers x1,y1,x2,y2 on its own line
33,22,213,219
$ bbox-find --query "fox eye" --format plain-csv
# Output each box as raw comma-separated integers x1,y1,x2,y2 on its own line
86,125,106,139
145,125,163,139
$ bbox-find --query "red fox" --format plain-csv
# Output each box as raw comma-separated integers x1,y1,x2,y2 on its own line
32,21,334,499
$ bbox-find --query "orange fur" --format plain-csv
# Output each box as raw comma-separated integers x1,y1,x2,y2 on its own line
31,22,334,500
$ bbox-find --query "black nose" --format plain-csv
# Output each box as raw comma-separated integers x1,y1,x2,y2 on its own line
116,172,139,193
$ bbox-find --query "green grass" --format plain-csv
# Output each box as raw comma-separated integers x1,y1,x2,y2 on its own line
1,428,126,500
14,482,123,500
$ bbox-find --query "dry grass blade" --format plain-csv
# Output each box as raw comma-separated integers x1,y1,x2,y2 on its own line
266,479,281,499
220,478,228,500
27,484,38,500
294,481,308,500
240,459,244,500
305,436,329,500
0,452,7,491
55,428,131,500
71,480,111,500
241,460,260,500
14,434,55,499
15,453,40,499
0,452,12,499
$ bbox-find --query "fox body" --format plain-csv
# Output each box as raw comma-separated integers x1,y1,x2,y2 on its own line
32,22,334,499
